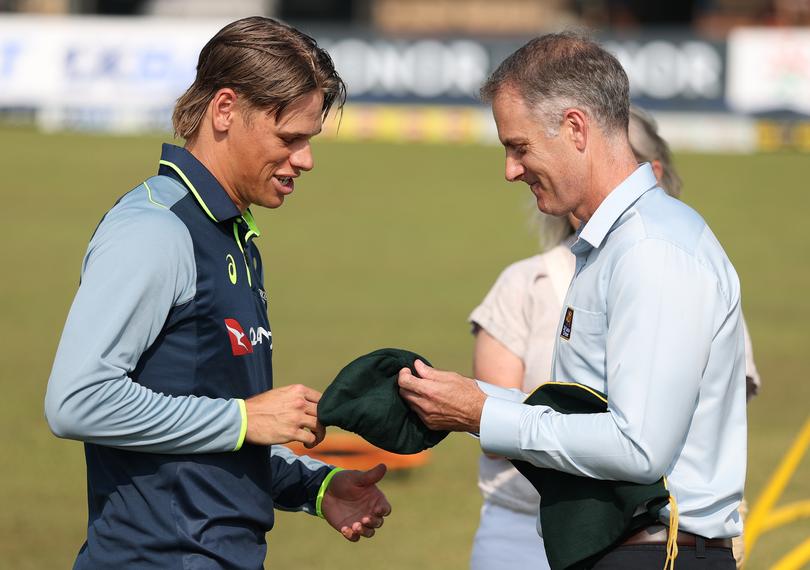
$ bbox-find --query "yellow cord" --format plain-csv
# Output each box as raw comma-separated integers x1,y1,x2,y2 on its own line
663,476,679,570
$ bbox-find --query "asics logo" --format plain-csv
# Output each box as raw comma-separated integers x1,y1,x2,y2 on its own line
226,254,237,285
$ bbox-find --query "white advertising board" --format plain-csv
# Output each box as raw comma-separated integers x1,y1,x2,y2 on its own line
0,16,227,130
727,27,810,115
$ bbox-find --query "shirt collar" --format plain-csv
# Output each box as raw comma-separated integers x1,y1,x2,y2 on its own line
577,163,658,250
157,143,243,223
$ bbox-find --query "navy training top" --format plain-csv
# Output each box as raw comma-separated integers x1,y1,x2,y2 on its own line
46,144,332,569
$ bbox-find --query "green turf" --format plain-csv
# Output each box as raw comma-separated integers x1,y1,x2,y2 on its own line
0,126,807,569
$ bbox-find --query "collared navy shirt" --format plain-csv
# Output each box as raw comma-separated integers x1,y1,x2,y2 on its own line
46,144,332,569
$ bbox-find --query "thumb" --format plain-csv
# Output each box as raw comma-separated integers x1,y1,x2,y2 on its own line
357,463,387,487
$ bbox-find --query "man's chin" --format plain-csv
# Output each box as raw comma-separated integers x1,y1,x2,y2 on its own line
535,200,568,218
257,194,285,209
535,197,554,215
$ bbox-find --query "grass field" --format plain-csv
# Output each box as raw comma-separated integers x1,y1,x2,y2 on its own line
0,126,808,569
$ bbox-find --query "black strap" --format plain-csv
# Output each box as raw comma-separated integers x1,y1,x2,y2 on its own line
696,535,707,558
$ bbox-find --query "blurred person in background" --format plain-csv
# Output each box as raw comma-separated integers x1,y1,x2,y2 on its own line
467,105,760,570
45,17,390,569
400,33,745,569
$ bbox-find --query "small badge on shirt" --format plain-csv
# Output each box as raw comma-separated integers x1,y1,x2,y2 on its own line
560,307,574,340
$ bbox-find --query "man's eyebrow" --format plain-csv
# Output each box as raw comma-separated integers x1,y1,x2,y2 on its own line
501,137,528,147
280,126,323,138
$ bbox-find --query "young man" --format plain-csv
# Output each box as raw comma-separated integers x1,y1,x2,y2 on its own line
399,33,744,569
46,17,390,569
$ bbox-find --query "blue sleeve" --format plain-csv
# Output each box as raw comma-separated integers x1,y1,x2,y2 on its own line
269,445,333,514
476,380,526,402
45,188,246,454
480,239,723,483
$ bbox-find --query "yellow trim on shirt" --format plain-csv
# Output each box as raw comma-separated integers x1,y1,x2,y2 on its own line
524,381,608,405
233,399,248,451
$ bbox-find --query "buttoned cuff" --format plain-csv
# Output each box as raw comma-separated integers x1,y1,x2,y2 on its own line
480,396,528,459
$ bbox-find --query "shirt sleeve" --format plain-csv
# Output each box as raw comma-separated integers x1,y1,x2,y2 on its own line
476,380,526,402
480,238,727,484
45,203,246,454
269,445,333,514
469,260,534,359
741,316,761,397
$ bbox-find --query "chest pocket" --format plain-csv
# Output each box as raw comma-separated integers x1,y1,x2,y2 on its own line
556,305,607,385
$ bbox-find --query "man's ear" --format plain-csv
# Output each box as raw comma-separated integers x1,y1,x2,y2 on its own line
210,88,238,133
563,108,588,152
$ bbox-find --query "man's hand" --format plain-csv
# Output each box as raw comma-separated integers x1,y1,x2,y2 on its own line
321,464,392,541
244,385,325,448
398,359,486,432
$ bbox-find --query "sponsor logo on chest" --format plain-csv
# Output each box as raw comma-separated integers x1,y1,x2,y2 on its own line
560,307,574,341
224,318,273,356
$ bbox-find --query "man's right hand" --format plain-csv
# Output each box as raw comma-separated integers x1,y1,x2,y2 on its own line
244,385,325,448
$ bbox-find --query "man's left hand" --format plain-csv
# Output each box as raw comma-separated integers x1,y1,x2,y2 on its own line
321,464,392,541
398,359,486,432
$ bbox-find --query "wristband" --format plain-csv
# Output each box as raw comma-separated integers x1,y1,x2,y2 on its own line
316,467,345,518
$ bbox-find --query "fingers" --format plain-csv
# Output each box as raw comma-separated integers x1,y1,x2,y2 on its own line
304,421,326,449
357,524,375,538
397,367,423,394
361,515,385,529
341,526,360,542
350,521,376,538
294,428,318,447
339,524,373,541
287,384,322,403
375,499,392,517
341,508,388,541
244,384,325,446
413,359,434,378
288,399,322,446
415,359,458,383
297,413,320,432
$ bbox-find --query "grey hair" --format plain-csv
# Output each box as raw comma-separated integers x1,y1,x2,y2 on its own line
480,32,630,137
628,106,682,198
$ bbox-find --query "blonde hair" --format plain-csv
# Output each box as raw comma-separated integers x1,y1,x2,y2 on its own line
628,106,682,198
173,17,346,141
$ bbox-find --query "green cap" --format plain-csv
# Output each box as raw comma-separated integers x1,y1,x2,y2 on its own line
318,348,449,455
511,382,670,570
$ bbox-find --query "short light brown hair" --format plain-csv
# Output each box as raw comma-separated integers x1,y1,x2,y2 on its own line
480,32,629,136
172,17,346,141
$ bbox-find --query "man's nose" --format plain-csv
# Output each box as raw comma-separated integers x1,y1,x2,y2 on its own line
290,142,314,172
505,156,524,182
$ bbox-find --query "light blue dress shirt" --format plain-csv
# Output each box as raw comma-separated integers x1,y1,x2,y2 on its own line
480,163,747,539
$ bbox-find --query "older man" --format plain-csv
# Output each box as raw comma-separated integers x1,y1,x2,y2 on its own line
399,33,745,569
46,17,389,569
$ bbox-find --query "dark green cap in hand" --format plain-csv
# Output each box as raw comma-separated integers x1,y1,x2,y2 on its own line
511,383,670,570
318,348,449,454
